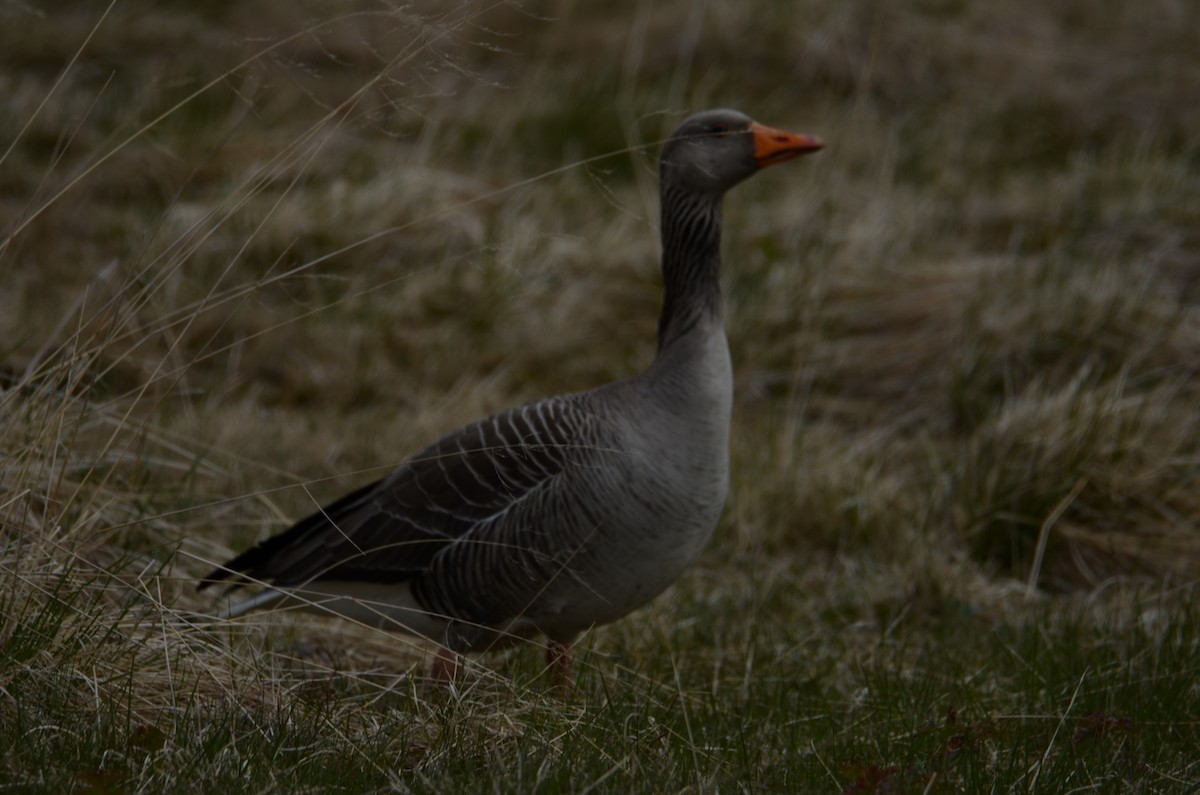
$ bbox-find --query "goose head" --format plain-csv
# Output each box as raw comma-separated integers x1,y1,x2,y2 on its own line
659,108,824,196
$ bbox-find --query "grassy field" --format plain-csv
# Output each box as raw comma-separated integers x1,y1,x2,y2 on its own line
2,0,1199,791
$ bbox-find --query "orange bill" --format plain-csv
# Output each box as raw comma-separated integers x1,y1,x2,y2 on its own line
750,122,824,167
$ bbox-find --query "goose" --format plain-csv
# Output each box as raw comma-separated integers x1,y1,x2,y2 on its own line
199,109,823,691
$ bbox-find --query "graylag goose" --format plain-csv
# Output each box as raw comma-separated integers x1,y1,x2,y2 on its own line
200,109,823,691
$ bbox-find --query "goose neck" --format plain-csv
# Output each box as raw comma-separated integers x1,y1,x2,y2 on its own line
657,185,724,349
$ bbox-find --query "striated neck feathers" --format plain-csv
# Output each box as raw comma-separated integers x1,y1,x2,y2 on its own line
656,180,724,350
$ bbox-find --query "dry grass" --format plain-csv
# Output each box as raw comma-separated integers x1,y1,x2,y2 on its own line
2,0,1199,791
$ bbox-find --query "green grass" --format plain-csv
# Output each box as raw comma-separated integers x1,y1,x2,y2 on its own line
2,0,1199,791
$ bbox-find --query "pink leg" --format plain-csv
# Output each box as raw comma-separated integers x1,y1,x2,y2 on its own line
430,646,459,690
546,640,574,698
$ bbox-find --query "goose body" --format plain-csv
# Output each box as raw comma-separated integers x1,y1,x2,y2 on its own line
200,109,822,683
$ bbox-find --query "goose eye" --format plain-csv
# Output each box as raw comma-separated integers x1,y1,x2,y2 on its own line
710,124,730,137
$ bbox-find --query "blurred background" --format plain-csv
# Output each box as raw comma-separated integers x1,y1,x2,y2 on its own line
2,1,1198,790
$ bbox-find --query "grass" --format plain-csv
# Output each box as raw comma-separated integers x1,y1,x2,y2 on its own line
2,0,1199,791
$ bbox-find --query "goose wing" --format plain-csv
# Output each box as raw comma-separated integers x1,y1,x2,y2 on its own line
199,396,595,592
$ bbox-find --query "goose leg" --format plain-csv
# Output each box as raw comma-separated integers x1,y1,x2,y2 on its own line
431,646,459,689
546,641,574,697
